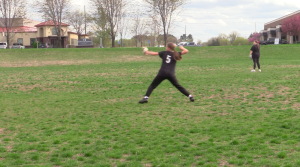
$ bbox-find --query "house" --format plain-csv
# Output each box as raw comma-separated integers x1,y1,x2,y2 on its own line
260,10,300,44
0,18,83,48
35,20,70,48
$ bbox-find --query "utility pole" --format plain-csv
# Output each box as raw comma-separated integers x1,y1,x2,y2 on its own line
84,5,86,36
185,25,186,41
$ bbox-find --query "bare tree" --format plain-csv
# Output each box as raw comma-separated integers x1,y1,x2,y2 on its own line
144,0,187,46
36,0,70,48
197,39,202,45
91,0,128,47
0,0,26,47
149,15,162,47
228,31,240,44
66,10,86,39
119,13,129,47
131,10,148,47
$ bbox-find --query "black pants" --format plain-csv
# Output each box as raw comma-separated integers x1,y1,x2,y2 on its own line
145,73,190,97
253,57,260,69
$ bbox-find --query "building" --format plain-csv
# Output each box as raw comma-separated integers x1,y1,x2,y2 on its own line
0,18,86,48
260,10,300,44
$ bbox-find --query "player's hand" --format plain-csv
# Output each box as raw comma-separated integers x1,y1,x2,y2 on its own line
142,47,148,55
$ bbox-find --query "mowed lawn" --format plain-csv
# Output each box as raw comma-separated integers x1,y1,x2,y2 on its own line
0,45,300,167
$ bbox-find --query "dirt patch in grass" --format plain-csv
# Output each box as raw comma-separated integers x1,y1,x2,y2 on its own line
258,92,274,99
292,103,300,108
278,86,290,95
23,150,37,153
219,158,230,166
6,145,13,152
194,156,202,159
280,65,300,68
117,55,153,63
224,94,240,100
2,84,60,92
143,163,152,167
0,60,93,67
0,128,4,135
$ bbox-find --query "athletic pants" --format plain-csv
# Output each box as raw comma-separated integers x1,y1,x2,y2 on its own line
145,73,190,97
253,57,260,69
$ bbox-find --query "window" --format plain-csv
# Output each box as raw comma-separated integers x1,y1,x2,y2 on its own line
51,28,57,35
30,38,36,46
17,38,23,45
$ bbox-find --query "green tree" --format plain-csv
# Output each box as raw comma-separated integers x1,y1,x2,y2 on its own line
207,37,220,46
233,37,251,46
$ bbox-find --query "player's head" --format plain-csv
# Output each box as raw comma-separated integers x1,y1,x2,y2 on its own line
254,40,260,49
166,42,182,61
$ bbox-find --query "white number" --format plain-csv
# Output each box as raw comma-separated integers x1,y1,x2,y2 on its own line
166,55,171,63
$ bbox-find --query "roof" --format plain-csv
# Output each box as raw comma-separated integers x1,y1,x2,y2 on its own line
35,20,69,27
0,26,37,33
265,10,300,26
68,31,78,34
67,32,89,36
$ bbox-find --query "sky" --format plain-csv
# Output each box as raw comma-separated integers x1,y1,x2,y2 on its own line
28,0,300,42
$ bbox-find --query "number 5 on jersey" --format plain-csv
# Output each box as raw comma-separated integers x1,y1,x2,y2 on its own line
166,55,171,63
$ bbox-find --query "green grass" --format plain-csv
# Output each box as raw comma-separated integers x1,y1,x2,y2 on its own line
0,45,300,166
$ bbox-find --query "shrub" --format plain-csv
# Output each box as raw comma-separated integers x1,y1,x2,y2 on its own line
32,42,41,48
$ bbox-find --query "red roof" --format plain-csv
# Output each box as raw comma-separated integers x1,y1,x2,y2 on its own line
0,26,37,33
68,31,78,34
35,20,69,27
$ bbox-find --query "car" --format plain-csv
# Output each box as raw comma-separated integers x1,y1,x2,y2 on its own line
178,42,187,46
260,38,275,45
186,42,197,46
280,39,289,44
178,42,202,47
38,43,51,48
260,38,289,45
12,43,25,49
0,42,7,49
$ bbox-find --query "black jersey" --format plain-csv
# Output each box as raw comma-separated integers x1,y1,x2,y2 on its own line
158,51,181,75
250,45,260,58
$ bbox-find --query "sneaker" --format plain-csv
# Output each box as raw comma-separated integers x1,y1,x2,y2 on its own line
259,69,261,72
139,98,148,104
189,96,195,102
251,70,256,72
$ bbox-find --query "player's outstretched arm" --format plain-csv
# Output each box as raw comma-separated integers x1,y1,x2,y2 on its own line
179,46,189,55
143,47,158,56
145,51,159,56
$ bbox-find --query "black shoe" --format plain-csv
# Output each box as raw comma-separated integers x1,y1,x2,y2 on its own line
189,96,195,102
139,98,148,104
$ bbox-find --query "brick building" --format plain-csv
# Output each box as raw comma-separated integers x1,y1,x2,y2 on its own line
260,10,300,44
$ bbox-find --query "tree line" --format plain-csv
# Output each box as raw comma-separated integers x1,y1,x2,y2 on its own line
203,31,252,46
0,0,188,48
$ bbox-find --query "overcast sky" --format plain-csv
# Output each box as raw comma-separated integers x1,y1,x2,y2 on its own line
28,0,300,42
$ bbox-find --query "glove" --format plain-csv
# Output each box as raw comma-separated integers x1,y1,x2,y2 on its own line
249,54,252,59
142,47,148,55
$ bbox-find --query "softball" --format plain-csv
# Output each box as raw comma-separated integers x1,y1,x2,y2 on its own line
142,47,148,54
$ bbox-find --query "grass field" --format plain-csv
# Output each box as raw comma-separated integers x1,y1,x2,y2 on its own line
0,45,300,167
